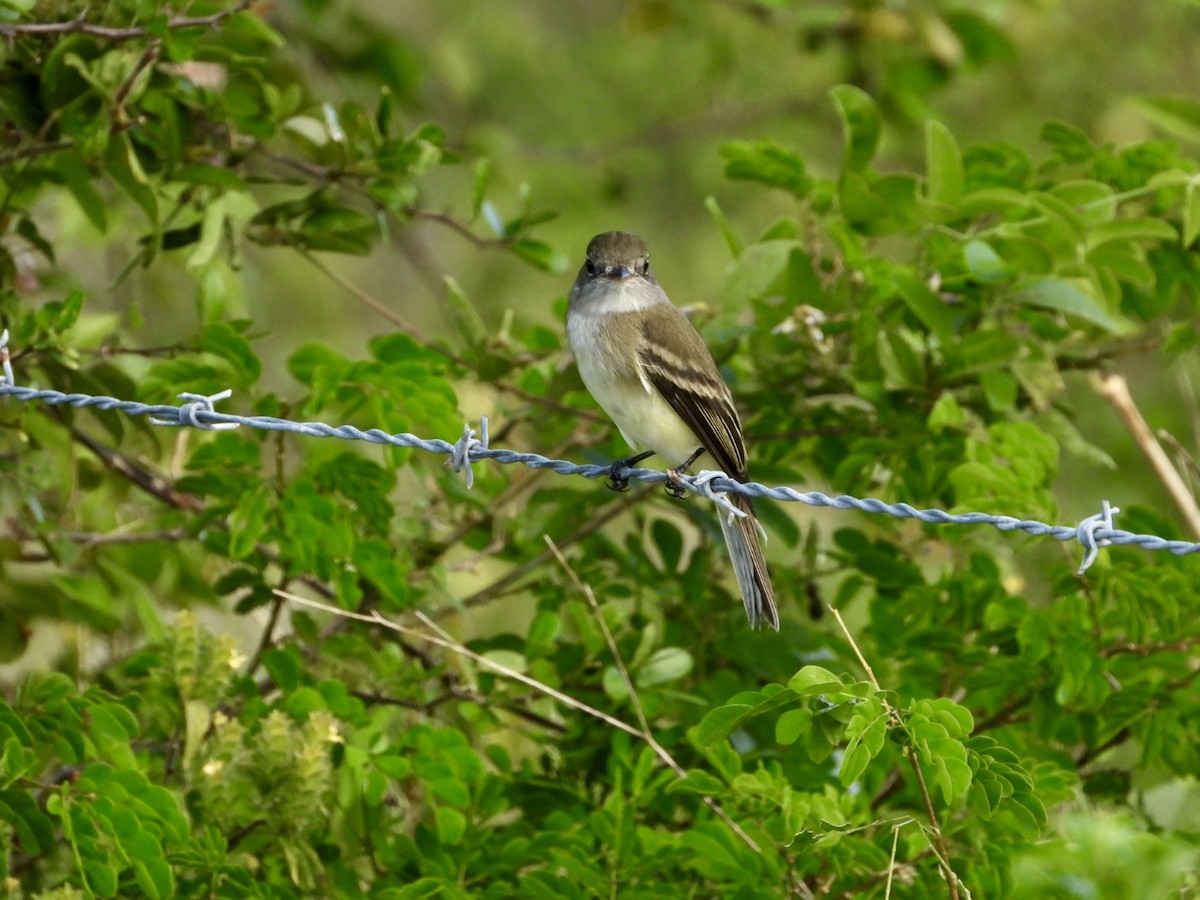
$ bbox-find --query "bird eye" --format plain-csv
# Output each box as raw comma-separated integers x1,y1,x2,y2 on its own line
638,259,650,276
585,260,598,276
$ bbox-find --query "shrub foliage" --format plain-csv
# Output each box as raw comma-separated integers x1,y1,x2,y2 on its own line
1,2,1198,897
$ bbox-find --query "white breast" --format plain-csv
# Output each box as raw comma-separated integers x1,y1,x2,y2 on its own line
568,311,705,466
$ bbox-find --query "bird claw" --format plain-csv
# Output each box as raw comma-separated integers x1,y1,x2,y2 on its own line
664,469,690,500
606,461,632,492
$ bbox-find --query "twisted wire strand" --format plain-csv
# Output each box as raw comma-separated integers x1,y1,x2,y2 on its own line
2,376,1198,570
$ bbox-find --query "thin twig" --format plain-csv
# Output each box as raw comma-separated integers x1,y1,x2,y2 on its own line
0,139,75,166
829,607,961,900
1100,636,1200,658
885,821,901,900
545,536,657,743
1097,374,1200,539
435,489,650,617
296,248,433,345
112,41,161,122
275,588,762,854
278,589,646,737
544,536,762,854
0,0,256,41
243,593,285,678
401,207,512,251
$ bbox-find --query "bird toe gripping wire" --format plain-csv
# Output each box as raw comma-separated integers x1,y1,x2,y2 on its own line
1076,500,1120,575
448,416,489,489
150,390,241,431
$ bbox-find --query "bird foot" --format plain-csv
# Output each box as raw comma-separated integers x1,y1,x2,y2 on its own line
605,462,631,492
664,469,690,500
604,450,655,492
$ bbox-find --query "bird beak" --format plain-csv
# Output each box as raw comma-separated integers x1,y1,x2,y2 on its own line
605,266,634,279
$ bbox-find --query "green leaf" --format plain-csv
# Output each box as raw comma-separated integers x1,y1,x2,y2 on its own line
434,805,467,845
928,392,967,431
510,239,569,273
958,187,1035,218
134,856,173,899
636,647,694,688
173,164,249,191
1133,94,1200,143
829,84,881,174
1031,191,1086,244
963,240,1009,283
0,790,54,854
55,151,108,232
103,133,158,224
1184,177,1200,248
704,195,743,256
894,273,956,341
470,157,491,218
717,239,796,306
442,275,487,349
1041,120,1095,163
775,708,812,745
200,321,262,384
228,483,272,559
1084,217,1177,251
695,686,795,745
787,666,842,695
651,519,683,572
666,769,727,795
186,195,228,270
1010,276,1135,334
925,119,964,206
721,139,811,197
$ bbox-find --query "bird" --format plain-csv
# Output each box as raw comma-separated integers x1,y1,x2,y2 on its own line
565,231,778,630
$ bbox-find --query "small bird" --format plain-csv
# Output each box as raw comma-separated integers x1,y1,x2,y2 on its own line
565,231,778,630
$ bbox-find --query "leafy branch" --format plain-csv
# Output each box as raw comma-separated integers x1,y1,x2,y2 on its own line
0,0,256,41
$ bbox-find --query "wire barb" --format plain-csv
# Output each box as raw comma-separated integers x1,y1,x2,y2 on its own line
1076,500,1120,575
448,416,489,489
150,389,240,431
690,470,749,523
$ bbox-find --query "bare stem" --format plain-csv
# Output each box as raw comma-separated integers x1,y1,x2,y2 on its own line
829,607,961,900
0,0,256,41
276,588,762,854
1096,374,1200,539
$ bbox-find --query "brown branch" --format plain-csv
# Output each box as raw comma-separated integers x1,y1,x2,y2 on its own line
352,688,568,734
400,207,511,251
253,147,511,250
0,139,75,166
112,41,161,123
1096,373,1200,539
1100,636,1200,658
0,0,256,41
242,593,285,678
64,420,203,511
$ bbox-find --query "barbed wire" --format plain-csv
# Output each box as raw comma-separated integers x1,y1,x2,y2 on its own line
2,331,1198,574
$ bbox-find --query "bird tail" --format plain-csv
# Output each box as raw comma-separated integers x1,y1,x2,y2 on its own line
718,492,779,630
